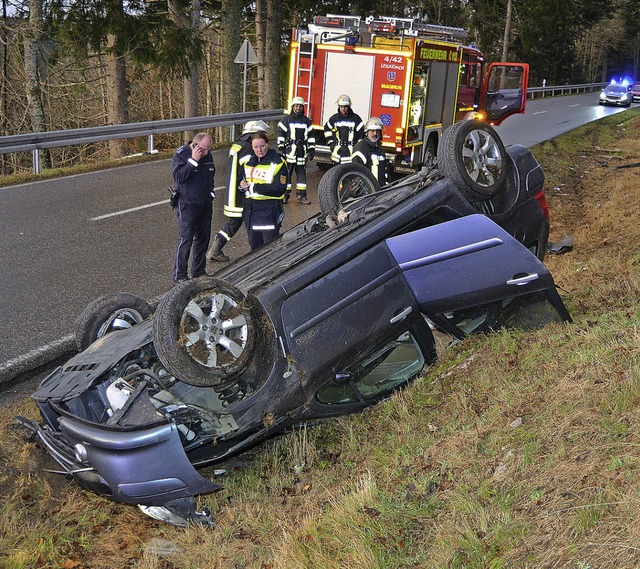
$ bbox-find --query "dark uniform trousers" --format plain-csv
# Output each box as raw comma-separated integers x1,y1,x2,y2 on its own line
174,200,212,279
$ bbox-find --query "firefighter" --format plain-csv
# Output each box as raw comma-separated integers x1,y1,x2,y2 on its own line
207,119,270,262
241,132,288,250
351,117,390,185
323,94,364,164
277,97,315,205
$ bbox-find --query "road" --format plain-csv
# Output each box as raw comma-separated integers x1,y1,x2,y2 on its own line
0,91,633,380
495,91,629,147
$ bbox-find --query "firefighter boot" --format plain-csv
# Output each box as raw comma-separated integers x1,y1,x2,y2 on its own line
207,234,230,262
296,191,310,205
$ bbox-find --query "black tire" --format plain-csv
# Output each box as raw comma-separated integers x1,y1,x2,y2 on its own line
422,136,437,169
75,293,153,352
153,277,256,387
317,163,380,215
438,120,508,201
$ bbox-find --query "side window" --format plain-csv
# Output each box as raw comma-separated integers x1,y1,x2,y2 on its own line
435,290,569,339
316,332,426,405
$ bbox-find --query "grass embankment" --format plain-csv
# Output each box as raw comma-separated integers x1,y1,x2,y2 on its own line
1,110,639,568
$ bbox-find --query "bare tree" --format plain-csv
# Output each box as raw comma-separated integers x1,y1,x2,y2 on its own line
168,0,202,141
219,0,243,142
23,0,52,167
501,0,513,61
264,0,281,108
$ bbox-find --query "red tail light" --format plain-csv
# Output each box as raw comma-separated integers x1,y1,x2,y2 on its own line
534,191,549,221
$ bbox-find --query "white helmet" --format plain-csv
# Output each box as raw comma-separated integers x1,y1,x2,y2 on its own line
364,117,383,131
291,96,305,106
243,119,270,134
336,94,352,106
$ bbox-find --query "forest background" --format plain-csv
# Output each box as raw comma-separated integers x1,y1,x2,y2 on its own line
1,0,639,175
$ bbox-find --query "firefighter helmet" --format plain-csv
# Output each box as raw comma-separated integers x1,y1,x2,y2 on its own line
291,96,305,106
243,120,270,134
336,94,352,106
364,117,384,131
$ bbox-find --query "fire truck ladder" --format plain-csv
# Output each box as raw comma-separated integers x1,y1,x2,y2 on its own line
295,32,316,106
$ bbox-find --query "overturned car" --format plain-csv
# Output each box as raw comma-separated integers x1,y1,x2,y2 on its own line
21,122,571,526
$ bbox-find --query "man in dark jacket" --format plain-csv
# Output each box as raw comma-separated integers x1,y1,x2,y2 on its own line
171,132,215,283
351,117,390,185
323,94,364,164
277,97,315,204
207,120,270,262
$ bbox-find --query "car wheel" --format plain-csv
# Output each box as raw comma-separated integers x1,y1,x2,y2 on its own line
75,292,152,352
318,163,380,215
153,277,256,387
438,120,508,201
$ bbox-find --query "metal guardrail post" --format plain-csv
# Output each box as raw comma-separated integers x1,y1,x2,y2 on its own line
147,134,155,153
32,149,40,174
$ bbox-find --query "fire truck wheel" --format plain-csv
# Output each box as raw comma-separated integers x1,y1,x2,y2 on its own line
317,163,380,215
439,120,507,201
423,137,437,169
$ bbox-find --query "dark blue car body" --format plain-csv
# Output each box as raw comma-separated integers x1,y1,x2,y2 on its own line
26,143,570,526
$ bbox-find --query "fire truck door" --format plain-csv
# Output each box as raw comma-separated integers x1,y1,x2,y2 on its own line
321,52,375,126
479,63,529,125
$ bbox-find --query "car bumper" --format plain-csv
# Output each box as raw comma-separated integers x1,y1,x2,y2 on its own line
21,413,221,506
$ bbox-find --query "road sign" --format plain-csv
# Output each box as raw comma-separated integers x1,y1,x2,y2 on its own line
234,39,258,64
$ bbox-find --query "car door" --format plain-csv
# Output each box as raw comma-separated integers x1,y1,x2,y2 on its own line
385,214,571,338
479,62,529,125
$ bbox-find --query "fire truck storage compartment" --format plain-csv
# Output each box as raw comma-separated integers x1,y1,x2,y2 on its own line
322,52,375,127
423,59,459,129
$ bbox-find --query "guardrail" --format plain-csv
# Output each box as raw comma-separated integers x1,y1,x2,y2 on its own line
0,108,285,174
527,82,607,99
0,83,615,174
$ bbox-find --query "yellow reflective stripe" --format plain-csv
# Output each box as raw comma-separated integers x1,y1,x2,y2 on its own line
248,194,284,201
227,156,239,209
223,205,243,217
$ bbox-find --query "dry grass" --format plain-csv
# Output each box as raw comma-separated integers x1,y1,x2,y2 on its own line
1,110,639,568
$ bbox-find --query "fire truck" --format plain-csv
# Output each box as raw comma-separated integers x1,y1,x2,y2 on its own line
287,14,529,174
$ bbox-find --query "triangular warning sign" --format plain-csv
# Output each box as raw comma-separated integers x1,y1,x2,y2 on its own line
234,39,258,64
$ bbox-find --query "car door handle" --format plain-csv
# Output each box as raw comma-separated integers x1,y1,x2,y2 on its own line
390,306,413,323
507,273,539,286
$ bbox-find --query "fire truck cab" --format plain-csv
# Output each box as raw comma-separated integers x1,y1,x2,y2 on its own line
287,14,529,174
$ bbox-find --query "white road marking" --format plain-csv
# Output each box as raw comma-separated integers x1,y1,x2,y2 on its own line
90,200,169,220
569,104,580,107
90,185,226,221
532,111,547,115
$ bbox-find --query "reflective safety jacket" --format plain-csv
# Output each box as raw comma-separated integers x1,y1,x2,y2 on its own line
277,111,315,165
352,137,390,185
323,109,364,164
243,149,288,201
242,149,288,232
224,133,254,218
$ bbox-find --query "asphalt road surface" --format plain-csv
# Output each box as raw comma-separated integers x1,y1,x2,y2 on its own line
0,91,634,381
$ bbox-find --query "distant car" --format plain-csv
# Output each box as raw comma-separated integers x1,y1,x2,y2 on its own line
20,122,571,527
599,83,632,107
631,83,640,103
